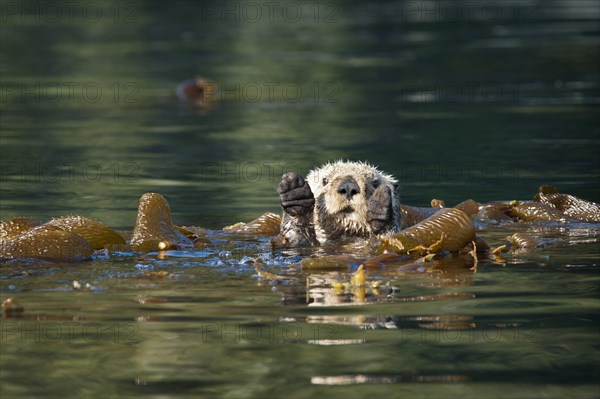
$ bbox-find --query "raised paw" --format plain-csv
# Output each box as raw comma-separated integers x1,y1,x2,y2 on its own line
278,172,315,217
367,185,392,233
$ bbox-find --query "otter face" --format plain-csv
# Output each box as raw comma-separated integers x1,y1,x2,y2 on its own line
306,161,399,239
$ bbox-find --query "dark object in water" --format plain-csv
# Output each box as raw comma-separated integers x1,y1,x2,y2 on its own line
176,76,216,106
2,297,24,319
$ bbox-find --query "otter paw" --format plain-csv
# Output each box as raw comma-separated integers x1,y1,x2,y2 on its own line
368,185,392,233
278,172,315,216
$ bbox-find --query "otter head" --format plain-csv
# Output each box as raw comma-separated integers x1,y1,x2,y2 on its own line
305,161,400,239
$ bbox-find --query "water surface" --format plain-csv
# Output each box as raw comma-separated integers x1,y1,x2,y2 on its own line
1,1,599,398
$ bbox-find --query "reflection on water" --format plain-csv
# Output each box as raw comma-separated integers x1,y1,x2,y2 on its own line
2,218,599,397
1,0,599,398
1,0,599,228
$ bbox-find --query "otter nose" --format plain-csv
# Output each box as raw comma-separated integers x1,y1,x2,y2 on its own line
337,176,360,200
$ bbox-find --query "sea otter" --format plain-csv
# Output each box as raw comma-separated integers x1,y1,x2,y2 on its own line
175,76,216,107
278,161,402,246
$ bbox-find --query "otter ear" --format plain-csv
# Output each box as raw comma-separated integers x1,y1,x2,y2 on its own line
372,178,380,189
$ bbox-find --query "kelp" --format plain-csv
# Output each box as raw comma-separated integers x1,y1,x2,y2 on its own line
534,185,600,222
0,216,120,261
453,199,481,217
301,255,358,270
0,217,42,240
223,212,281,236
2,185,598,262
507,232,541,249
130,193,194,252
47,215,125,250
476,204,513,223
510,201,569,222
398,205,440,229
1,225,93,261
378,208,476,255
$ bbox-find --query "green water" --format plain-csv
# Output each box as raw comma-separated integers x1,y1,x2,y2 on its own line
1,1,599,398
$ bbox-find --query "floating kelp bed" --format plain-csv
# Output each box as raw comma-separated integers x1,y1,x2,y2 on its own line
1,185,599,311
1,185,599,263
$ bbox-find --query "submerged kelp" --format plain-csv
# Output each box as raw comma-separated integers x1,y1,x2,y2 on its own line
507,232,542,250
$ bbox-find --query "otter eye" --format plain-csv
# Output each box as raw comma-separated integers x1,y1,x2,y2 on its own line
322,178,329,186
372,179,380,189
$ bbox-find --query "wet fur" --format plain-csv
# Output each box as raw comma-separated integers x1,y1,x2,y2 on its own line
280,161,401,245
